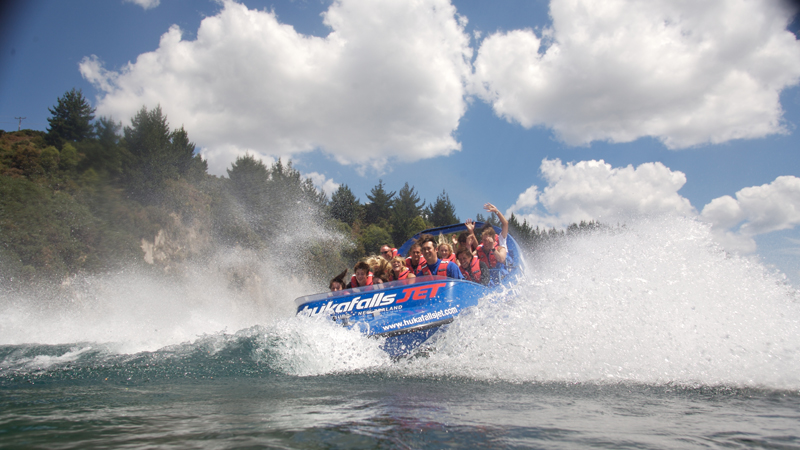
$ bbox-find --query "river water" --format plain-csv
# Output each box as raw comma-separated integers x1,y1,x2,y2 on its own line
2,216,799,449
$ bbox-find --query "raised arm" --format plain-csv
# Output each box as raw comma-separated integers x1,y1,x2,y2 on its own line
484,203,508,240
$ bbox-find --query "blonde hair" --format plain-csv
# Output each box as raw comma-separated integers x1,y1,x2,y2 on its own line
390,255,406,266
366,255,392,282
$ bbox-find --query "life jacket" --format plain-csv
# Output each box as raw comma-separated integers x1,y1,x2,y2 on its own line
476,244,508,285
389,248,398,258
476,244,501,269
406,257,422,272
419,260,449,277
459,256,482,283
388,268,410,281
349,272,374,288
441,253,456,263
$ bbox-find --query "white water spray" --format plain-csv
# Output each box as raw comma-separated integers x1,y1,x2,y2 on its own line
404,215,800,388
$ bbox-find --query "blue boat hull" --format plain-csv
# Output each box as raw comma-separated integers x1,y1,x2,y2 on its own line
295,276,491,357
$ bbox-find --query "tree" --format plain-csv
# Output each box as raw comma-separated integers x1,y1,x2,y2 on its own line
330,184,360,226
391,182,426,245
360,224,393,255
266,159,327,211
47,88,96,147
364,180,395,226
122,105,199,201
227,154,269,208
427,190,459,227
76,117,125,176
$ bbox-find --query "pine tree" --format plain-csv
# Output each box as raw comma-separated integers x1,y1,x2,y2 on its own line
47,88,96,148
122,105,199,201
330,184,360,226
391,182,426,244
427,190,459,227
364,179,395,226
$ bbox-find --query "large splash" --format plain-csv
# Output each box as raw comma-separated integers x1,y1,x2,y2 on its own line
403,215,800,388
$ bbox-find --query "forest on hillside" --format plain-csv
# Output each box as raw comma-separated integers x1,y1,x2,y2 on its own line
0,89,597,287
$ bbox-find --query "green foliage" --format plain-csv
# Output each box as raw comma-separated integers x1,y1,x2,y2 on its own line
76,117,125,176
218,156,328,247
427,190,459,227
0,175,104,277
329,184,360,226
390,182,426,246
40,146,60,173
123,105,198,202
8,92,607,286
360,224,393,255
59,143,80,172
47,88,96,147
364,179,395,226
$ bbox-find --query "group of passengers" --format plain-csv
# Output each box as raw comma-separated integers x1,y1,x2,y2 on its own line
329,203,511,291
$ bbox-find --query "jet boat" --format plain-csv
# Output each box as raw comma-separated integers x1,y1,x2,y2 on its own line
294,223,527,357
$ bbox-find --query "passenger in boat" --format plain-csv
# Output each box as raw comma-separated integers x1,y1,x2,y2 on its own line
437,241,456,263
366,255,391,283
417,234,464,279
388,256,415,281
456,247,488,285
380,244,398,261
347,261,374,288
405,243,424,273
476,203,511,284
329,269,348,291
453,218,479,254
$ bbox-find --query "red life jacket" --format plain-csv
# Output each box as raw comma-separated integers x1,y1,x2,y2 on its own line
419,260,449,277
389,268,410,281
406,257,422,272
349,272,374,287
476,244,502,269
460,256,482,282
441,253,456,263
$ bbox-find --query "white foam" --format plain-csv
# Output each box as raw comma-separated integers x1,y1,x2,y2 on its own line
403,215,800,388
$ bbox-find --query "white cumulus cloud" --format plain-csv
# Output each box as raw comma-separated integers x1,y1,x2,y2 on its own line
508,158,695,228
508,159,800,258
81,0,472,175
701,176,800,252
473,0,800,148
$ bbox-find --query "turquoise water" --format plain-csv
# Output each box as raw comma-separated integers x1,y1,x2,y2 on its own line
2,337,799,449
2,216,799,448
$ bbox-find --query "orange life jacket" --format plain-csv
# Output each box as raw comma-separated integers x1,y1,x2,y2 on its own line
349,272,374,287
419,260,449,277
406,257,422,272
388,268,411,281
460,256,482,282
476,244,502,269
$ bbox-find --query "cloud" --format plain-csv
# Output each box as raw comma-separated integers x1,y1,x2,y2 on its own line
81,0,472,174
701,176,800,252
473,0,800,148
305,172,340,199
508,158,694,228
508,159,800,258
124,0,160,10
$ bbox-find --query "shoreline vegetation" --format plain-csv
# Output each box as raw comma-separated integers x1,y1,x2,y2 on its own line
1,89,599,289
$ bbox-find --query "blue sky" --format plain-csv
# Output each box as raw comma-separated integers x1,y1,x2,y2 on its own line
2,0,799,284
